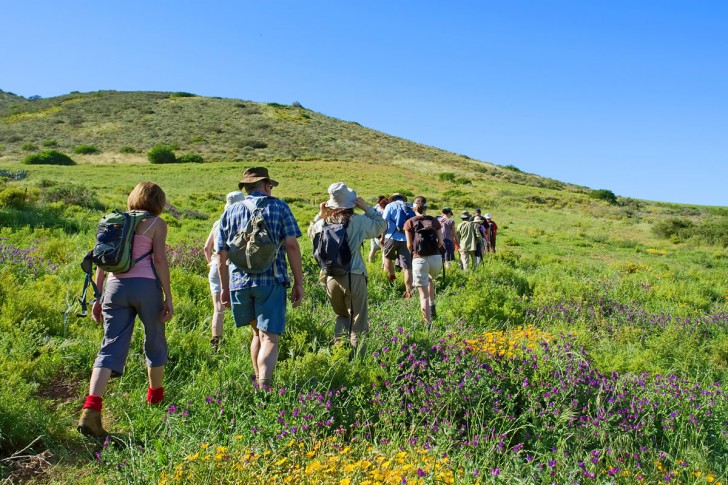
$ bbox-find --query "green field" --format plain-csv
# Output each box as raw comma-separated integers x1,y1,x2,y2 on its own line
1,93,727,483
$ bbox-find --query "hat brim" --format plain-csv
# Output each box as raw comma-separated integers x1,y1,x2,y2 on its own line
238,177,279,189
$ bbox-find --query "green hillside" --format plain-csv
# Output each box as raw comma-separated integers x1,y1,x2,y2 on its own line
0,90,727,483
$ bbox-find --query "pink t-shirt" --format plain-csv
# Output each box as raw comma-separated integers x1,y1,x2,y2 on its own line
109,235,156,280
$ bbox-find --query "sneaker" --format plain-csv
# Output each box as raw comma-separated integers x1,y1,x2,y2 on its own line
77,408,108,439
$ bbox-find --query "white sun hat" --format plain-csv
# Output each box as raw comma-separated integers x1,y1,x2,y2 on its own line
326,182,357,209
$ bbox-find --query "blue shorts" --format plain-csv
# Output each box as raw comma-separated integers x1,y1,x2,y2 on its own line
443,239,455,261
231,284,287,335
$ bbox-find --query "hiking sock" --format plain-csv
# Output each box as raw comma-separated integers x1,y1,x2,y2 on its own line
147,387,164,404
83,394,103,412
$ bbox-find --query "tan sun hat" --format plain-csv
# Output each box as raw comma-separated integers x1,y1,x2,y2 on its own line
238,167,279,189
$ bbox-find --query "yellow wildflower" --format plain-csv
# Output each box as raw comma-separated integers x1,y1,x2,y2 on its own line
275,457,288,466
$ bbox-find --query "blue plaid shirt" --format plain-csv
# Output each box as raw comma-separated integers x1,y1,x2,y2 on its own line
217,192,302,290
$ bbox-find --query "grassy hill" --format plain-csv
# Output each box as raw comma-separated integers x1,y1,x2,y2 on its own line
0,89,727,483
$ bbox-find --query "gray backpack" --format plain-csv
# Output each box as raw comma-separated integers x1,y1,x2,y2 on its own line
228,198,280,274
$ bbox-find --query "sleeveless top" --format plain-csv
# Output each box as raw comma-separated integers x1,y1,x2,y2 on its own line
109,217,158,280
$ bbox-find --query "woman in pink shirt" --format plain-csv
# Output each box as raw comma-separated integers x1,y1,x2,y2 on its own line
78,182,173,439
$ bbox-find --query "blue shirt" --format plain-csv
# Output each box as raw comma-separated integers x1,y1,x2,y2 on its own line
382,200,411,242
217,192,302,290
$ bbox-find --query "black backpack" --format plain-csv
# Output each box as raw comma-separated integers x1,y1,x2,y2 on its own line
412,216,440,256
313,221,352,277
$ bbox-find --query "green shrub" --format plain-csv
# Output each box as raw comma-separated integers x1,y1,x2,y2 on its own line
438,172,456,182
503,164,523,172
22,150,76,166
0,187,33,209
21,142,38,152
240,139,267,149
589,189,618,204
72,144,99,154
0,144,5,151
41,139,58,147
147,144,177,164
169,92,197,98
652,218,693,240
40,184,103,209
177,153,204,164
119,146,136,153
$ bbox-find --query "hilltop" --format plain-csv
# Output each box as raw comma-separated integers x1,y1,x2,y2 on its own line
0,89,575,192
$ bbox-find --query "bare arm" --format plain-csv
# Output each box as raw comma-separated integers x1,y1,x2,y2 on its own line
152,220,174,322
218,249,231,307
91,266,106,323
203,228,215,264
284,236,304,307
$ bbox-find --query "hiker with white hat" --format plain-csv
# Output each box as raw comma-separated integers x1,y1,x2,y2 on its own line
309,182,387,353
204,191,245,351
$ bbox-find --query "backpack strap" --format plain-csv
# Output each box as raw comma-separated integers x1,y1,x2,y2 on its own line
139,215,159,236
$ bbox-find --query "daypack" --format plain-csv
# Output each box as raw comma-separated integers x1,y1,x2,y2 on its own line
228,197,280,274
412,217,440,256
313,220,352,277
392,202,416,233
78,210,153,316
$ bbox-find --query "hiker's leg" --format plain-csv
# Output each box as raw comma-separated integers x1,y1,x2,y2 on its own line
250,327,261,380
255,328,280,387
460,251,469,271
400,245,413,296
348,274,369,351
412,257,431,323
147,365,164,389
93,278,136,380
327,276,351,344
212,292,224,337
250,284,287,387
88,367,113,396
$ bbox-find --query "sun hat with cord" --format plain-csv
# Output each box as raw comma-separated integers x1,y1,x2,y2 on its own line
238,167,279,189
225,191,244,209
473,216,485,223
326,182,357,209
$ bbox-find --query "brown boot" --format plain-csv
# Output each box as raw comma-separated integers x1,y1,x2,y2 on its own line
77,408,108,439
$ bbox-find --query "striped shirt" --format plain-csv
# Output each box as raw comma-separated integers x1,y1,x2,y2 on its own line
217,192,301,290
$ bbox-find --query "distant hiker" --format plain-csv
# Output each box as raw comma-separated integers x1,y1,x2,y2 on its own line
473,208,487,264
217,167,304,389
78,182,173,439
381,193,416,297
367,195,389,265
309,183,387,352
457,211,483,271
438,207,456,268
404,196,444,326
485,213,498,253
204,191,244,351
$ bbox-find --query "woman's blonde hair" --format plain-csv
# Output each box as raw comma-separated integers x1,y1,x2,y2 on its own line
127,182,166,215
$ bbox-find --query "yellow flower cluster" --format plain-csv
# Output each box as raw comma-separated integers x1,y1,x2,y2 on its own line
462,326,551,359
645,248,668,255
159,439,471,485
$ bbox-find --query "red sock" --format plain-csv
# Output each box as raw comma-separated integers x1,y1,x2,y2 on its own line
147,387,164,404
83,394,103,412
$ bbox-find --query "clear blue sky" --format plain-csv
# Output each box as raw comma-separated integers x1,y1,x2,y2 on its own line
4,1,727,206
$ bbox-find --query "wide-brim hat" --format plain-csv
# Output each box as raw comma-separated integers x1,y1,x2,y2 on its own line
390,193,407,202
238,167,279,189
485,213,492,219
460,210,472,220
473,216,485,223
327,182,357,209
225,191,244,209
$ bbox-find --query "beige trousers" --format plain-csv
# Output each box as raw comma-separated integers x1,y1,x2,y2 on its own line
326,273,368,351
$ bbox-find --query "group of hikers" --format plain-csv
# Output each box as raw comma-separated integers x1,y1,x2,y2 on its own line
77,167,497,439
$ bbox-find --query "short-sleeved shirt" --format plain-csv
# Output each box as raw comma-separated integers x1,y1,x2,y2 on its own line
438,216,455,241
403,215,442,258
217,191,302,290
382,201,411,242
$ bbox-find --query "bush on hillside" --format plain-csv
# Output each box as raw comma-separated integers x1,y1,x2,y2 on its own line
589,189,618,205
21,143,38,152
503,164,523,172
169,92,196,98
177,153,204,164
40,183,103,209
438,172,456,182
652,218,693,241
147,144,177,164
42,139,58,147
240,139,267,149
73,144,100,154
119,146,136,153
0,187,34,209
22,150,76,166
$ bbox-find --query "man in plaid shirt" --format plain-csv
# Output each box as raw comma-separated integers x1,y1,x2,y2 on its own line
217,167,304,389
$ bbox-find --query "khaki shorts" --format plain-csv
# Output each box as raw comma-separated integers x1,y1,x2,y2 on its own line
382,238,412,270
412,254,443,287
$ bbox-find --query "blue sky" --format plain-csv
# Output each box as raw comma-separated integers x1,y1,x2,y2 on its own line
4,1,727,206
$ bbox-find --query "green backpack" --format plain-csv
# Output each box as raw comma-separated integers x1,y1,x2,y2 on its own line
78,210,153,316
228,198,281,274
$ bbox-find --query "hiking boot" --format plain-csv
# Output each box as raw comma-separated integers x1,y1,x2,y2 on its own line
77,408,108,439
210,336,221,352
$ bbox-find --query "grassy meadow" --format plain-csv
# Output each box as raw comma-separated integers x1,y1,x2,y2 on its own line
1,94,728,483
